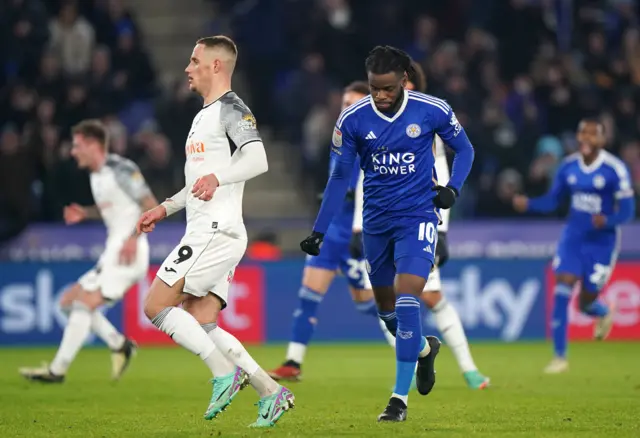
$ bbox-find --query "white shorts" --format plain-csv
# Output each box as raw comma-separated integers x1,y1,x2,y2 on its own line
78,259,148,301
360,266,442,292
156,231,247,306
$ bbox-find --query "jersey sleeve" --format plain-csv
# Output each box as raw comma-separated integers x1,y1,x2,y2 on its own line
221,97,262,149
527,163,568,213
430,104,474,193
112,159,152,203
312,116,359,234
612,162,634,199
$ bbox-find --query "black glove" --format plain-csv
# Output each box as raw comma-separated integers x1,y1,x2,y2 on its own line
300,231,324,256
435,231,449,267
432,185,458,209
349,231,364,259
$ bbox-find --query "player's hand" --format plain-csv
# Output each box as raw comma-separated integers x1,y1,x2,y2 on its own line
300,231,324,256
512,195,529,213
191,174,219,201
435,231,449,267
63,203,87,225
432,185,457,209
136,205,167,234
592,214,607,229
349,231,364,259
119,236,137,265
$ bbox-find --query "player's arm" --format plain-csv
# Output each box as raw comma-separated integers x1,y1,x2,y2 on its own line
301,123,358,255
432,106,474,197
217,101,268,185
522,165,568,214
600,166,636,227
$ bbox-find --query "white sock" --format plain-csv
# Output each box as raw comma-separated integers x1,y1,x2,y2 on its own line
151,307,218,375
418,339,431,358
50,302,93,375
201,323,236,377
91,311,125,350
285,342,306,364
391,393,408,406
433,299,477,373
209,325,279,397
379,319,396,347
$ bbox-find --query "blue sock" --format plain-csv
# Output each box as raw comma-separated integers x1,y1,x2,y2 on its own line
290,286,324,345
551,284,572,358
378,310,397,336
354,299,379,317
393,294,422,398
583,299,609,317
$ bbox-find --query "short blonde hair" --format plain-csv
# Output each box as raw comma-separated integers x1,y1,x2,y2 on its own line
71,119,109,151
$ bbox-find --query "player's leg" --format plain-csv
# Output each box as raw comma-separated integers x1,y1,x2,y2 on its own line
183,294,249,420
580,240,618,341
546,240,581,373
20,285,107,382
364,231,434,422
269,261,337,381
182,232,293,427
421,269,489,389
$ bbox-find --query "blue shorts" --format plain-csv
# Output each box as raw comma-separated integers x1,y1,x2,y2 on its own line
363,215,438,287
553,232,619,293
305,237,367,289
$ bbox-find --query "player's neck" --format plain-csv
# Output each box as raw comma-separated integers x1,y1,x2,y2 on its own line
202,80,232,107
91,152,107,173
582,150,601,166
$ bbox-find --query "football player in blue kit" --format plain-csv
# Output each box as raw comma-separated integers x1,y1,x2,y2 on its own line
268,81,388,382
301,46,475,422
513,118,635,374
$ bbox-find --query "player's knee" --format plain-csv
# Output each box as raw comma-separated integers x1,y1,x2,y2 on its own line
76,290,104,311
183,294,222,325
555,273,578,287
421,291,442,309
350,288,374,303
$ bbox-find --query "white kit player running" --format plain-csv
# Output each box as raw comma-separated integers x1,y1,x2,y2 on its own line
20,119,158,383
136,35,294,428
353,62,490,389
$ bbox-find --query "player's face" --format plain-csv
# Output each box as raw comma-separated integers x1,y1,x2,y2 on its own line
70,134,97,169
368,71,407,112
341,91,367,111
576,121,605,158
185,44,212,93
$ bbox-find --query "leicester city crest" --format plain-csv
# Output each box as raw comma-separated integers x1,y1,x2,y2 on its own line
406,124,421,138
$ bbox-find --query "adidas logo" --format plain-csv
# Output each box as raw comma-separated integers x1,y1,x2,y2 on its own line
365,131,377,140
423,245,432,254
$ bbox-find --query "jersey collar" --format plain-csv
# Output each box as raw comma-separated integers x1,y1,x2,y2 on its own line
369,89,409,123
578,151,605,174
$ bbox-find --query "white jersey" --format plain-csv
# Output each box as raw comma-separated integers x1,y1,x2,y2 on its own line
91,154,151,265
433,135,450,232
183,91,261,237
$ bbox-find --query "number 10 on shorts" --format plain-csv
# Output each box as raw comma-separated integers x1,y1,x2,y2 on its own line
418,222,436,243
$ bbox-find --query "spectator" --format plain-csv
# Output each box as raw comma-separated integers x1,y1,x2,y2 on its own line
48,1,95,75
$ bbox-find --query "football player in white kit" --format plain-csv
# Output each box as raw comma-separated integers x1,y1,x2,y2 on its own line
20,120,157,383
353,62,490,389
136,36,294,428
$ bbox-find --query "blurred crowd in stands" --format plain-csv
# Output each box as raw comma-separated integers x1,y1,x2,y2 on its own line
1,0,640,244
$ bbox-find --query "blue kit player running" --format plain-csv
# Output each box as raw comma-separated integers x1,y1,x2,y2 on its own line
268,81,388,382
300,46,475,422
513,119,635,374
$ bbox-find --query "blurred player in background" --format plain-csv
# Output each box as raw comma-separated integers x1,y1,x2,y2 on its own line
301,46,475,422
136,36,293,428
268,81,389,382
351,61,489,389
513,119,635,374
20,120,157,382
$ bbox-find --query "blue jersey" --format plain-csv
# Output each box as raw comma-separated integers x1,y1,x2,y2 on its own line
313,90,474,235
324,159,361,242
528,151,635,241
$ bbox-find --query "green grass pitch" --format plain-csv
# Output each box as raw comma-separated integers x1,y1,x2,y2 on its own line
1,342,639,437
